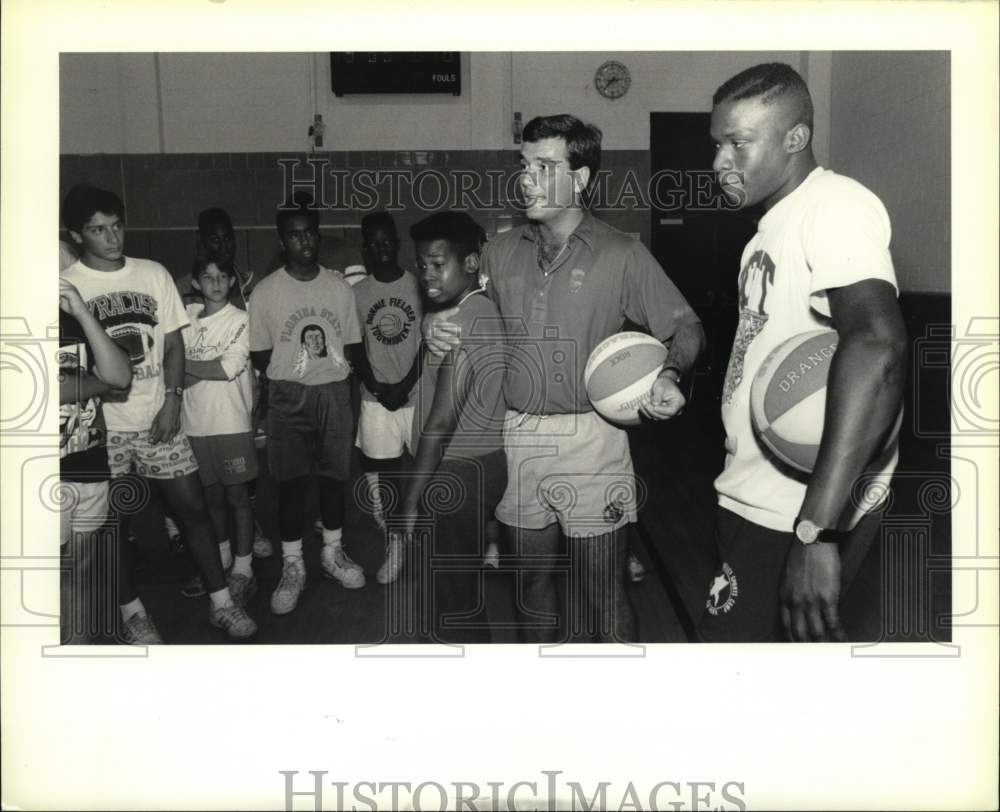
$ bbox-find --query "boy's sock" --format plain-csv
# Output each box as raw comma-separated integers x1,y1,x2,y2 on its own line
322,528,343,548
209,587,233,609
282,539,303,560
218,539,233,570
119,597,146,622
231,554,253,577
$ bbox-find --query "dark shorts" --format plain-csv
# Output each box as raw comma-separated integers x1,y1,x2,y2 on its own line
188,432,259,487
696,506,883,643
266,379,354,482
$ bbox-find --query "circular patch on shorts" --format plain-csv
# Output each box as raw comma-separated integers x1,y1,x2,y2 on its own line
705,562,738,616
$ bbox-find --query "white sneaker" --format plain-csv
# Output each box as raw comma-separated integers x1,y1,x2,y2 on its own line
210,600,258,640
320,544,366,589
482,541,500,570
271,556,307,615
227,571,258,607
627,552,647,583
376,533,404,585
252,528,273,559
122,612,164,645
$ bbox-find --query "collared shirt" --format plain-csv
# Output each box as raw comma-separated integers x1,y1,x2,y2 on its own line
482,212,700,414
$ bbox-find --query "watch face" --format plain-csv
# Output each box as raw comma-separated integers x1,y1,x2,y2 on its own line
595,60,631,99
795,520,821,544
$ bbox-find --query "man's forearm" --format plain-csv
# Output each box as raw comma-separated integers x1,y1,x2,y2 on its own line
799,332,906,527
662,321,705,375
162,333,185,390
186,358,229,381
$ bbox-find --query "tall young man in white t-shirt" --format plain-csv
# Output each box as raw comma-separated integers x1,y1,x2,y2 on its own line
249,202,364,616
61,185,257,641
698,64,908,642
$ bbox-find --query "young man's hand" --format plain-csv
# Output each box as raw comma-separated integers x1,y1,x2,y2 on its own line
779,542,847,642
58,278,89,319
149,396,182,444
422,307,462,358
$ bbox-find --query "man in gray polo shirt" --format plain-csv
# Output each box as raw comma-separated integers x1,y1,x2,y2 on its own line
427,114,704,643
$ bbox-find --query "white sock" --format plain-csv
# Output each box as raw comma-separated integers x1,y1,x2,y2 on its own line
231,554,253,577
218,539,233,570
164,516,180,538
282,539,303,560
209,587,232,609
119,597,145,622
322,528,343,548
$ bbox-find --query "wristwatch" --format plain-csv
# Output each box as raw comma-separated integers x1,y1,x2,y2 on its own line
166,386,184,398
794,517,825,545
659,365,682,384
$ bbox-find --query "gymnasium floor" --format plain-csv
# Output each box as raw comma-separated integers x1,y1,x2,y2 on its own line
70,361,950,647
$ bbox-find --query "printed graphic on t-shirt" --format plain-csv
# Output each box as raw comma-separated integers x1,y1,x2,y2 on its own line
87,290,161,385
290,320,348,379
364,297,417,347
722,249,775,404
187,319,246,361
58,341,104,459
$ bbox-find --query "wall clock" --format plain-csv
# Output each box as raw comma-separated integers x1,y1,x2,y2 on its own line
594,60,631,100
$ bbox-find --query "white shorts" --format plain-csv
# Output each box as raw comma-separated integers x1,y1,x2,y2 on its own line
494,410,638,537
355,399,414,459
59,480,110,546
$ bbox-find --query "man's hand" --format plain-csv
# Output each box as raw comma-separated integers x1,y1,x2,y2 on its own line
422,307,462,358
779,541,847,642
639,370,686,420
378,382,410,412
58,277,88,318
149,396,182,445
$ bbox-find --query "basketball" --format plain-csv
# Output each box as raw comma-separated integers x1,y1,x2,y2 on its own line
584,332,668,426
749,329,839,472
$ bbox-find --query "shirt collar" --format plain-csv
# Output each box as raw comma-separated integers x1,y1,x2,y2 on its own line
521,210,597,250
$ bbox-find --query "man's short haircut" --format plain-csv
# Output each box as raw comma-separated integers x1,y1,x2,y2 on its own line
198,207,234,238
61,185,125,233
712,63,814,131
361,211,398,238
410,211,487,261
522,114,603,198
276,194,319,234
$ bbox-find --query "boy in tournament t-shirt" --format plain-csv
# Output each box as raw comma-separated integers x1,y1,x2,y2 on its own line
249,202,364,616
395,212,507,644
182,259,259,607
58,276,134,643
349,212,422,581
60,184,256,642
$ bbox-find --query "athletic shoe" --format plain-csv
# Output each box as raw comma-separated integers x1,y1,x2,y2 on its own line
320,544,366,589
228,572,258,607
271,556,306,615
209,600,258,640
627,552,647,583
376,533,404,585
180,573,206,598
482,541,500,570
122,612,164,645
252,527,273,559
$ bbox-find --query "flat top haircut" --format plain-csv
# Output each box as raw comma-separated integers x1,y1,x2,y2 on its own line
361,211,398,238
61,184,125,233
198,207,233,238
522,113,603,188
276,195,320,234
713,62,814,132
410,211,487,261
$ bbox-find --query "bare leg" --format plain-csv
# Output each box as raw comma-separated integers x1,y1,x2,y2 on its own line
157,473,225,592
570,526,636,643
504,522,563,644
